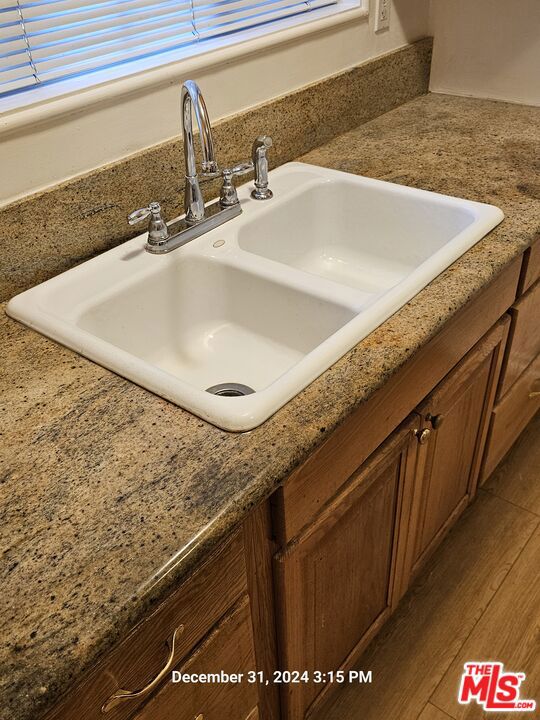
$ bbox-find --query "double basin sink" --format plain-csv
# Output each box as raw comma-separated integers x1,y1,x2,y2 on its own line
7,163,503,430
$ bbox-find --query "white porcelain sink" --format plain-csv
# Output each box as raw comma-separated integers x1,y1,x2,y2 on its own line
7,163,503,431
238,173,478,293
77,256,356,397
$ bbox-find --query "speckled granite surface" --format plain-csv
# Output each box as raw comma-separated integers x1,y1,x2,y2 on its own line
1,94,539,720
0,38,432,303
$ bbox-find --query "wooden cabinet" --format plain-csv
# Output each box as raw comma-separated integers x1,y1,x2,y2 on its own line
133,597,259,720
404,318,508,578
45,532,253,720
272,257,521,546
482,353,540,480
42,252,528,720
272,320,509,720
482,260,540,482
273,418,419,720
498,279,540,399
519,234,540,294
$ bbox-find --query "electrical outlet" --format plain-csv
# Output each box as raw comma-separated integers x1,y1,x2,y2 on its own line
375,0,390,31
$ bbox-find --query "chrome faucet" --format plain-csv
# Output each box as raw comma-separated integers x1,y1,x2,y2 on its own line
181,80,219,224
128,80,273,254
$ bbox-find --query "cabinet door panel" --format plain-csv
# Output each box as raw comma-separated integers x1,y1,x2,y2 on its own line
498,279,540,398
274,418,418,720
409,318,509,575
519,234,540,294
415,353,492,558
482,352,540,479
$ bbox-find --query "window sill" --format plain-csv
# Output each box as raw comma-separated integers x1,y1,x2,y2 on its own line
0,1,367,134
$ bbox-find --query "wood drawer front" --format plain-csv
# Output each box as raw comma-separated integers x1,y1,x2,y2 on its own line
46,533,247,720
482,353,540,481
498,279,540,399
520,235,540,294
272,256,521,544
134,597,258,720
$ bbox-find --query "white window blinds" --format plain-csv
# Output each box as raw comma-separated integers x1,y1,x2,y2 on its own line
0,0,336,98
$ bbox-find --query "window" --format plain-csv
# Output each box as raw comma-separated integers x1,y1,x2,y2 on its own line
0,0,341,99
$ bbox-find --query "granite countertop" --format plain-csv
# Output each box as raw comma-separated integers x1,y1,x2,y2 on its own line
1,93,539,720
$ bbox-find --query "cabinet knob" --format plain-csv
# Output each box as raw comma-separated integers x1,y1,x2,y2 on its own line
427,413,445,429
101,625,184,713
415,428,432,445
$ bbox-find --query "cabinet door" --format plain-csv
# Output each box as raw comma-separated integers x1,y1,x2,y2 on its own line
273,418,419,720
406,318,509,577
497,278,540,398
481,352,540,480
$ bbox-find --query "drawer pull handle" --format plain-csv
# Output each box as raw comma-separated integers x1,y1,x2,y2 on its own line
101,625,184,713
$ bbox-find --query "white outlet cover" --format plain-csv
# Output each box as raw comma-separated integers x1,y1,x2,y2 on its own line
375,0,390,31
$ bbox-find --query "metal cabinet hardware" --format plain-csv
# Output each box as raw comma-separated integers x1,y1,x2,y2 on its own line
101,625,184,713
426,413,445,429
415,428,432,445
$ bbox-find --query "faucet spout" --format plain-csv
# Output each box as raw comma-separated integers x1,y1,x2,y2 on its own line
181,80,219,223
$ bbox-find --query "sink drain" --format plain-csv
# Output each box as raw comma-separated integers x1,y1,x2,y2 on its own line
205,382,255,397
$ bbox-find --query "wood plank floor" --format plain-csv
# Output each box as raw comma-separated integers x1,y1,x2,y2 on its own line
417,703,455,720
312,413,540,720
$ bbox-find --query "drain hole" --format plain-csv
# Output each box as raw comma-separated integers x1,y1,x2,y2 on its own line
206,382,255,397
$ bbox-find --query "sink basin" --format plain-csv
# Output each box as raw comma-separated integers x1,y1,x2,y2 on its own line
238,174,477,293
7,163,503,431
77,256,356,395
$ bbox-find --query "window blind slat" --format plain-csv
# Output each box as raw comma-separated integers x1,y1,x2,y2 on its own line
0,0,337,97
37,26,198,77
0,3,39,92
195,0,333,41
0,73,36,92
0,37,28,60
0,60,34,81
21,0,191,28
195,0,310,33
34,21,197,70
26,5,194,55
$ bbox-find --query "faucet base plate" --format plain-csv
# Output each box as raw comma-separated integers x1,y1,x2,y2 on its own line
146,199,242,254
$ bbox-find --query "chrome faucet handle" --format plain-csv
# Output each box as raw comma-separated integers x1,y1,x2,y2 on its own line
251,135,273,200
219,161,254,207
128,201,170,247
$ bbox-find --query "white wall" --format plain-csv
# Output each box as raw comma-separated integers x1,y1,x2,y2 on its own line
430,0,540,107
0,0,430,206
